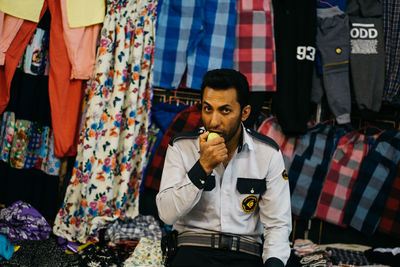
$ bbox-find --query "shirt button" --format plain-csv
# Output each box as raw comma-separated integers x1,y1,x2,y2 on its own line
200,180,205,184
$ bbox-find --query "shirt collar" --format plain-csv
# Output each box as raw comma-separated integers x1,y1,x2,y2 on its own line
239,123,254,153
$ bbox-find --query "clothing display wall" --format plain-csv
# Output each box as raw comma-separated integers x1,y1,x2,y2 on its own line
53,0,156,243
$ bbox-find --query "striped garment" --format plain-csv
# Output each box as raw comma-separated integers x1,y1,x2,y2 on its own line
315,131,369,226
382,0,400,102
233,0,276,92
257,116,297,170
153,0,236,90
378,163,400,237
289,123,339,219
343,129,400,235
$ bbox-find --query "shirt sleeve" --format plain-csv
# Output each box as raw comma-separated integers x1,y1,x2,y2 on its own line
156,142,207,226
258,150,292,264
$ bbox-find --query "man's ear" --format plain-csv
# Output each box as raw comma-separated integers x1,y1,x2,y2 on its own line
241,105,251,122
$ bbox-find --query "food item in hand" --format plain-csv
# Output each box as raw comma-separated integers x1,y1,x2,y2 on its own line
207,132,220,141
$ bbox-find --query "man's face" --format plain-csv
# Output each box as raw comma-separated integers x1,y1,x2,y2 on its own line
201,86,249,143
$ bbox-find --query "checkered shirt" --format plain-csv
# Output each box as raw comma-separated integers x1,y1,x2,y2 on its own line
143,104,203,191
382,0,400,102
326,247,370,266
379,163,400,237
24,123,41,169
315,131,369,227
257,116,297,170
153,0,236,90
289,123,339,219
105,215,162,243
233,0,276,92
343,129,400,235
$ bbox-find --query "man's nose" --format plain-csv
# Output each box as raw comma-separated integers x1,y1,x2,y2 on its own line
209,112,221,127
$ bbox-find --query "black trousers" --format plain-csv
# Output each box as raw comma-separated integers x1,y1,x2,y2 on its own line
170,246,264,267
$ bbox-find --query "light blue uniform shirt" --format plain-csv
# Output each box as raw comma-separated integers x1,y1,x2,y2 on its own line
156,125,292,264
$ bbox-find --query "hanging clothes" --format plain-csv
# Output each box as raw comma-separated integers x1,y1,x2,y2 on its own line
233,0,276,92
347,0,385,111
382,0,400,103
0,0,45,22
289,123,340,219
378,163,400,238
0,12,24,65
65,0,105,28
153,0,236,90
0,1,86,157
272,0,317,135
312,6,352,125
53,0,156,243
343,129,400,235
257,116,297,170
315,131,370,227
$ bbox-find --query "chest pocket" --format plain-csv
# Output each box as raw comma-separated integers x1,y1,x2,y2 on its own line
236,178,267,195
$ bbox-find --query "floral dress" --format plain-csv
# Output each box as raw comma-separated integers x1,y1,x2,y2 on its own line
53,0,156,243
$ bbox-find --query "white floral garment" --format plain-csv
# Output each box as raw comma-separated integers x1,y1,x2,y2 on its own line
53,0,156,243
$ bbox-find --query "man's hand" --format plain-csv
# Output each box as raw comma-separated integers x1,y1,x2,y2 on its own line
199,131,228,174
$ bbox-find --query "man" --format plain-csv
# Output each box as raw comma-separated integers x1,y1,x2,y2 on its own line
156,69,292,267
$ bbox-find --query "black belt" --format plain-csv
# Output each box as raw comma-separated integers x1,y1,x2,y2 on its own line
177,232,262,257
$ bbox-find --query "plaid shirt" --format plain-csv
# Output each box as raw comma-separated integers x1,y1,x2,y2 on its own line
105,215,162,243
343,129,400,235
379,163,400,237
143,104,203,191
382,0,400,102
233,0,276,92
315,131,369,226
289,123,338,219
257,116,297,170
153,0,236,90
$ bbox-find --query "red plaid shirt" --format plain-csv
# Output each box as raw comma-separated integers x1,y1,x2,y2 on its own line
315,131,368,226
379,163,400,237
233,0,276,92
143,104,203,191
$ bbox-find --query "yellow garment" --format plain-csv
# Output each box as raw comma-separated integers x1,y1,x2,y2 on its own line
0,0,44,22
66,0,105,28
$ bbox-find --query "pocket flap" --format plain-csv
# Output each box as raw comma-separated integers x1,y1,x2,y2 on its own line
236,178,266,194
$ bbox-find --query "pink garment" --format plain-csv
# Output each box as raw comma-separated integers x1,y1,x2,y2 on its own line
0,12,24,65
60,0,100,80
257,116,297,170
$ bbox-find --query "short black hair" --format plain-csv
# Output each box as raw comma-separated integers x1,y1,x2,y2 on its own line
200,69,250,109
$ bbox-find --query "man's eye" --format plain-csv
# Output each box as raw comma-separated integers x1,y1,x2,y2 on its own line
222,108,231,114
204,106,212,112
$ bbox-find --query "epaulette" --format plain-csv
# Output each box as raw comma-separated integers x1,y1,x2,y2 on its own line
169,129,204,146
245,128,280,151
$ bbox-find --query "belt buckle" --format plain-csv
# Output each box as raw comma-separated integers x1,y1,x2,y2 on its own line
218,234,233,251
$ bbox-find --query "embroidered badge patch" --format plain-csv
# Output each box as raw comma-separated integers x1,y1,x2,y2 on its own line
282,170,288,180
242,195,258,213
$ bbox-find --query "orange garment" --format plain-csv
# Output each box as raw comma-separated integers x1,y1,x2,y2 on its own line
0,12,24,65
60,0,100,80
0,0,84,157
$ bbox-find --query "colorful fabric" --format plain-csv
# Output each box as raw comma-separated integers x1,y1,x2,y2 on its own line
153,0,236,90
123,237,164,267
233,0,276,92
105,215,162,243
0,112,61,175
0,201,52,242
289,123,339,219
315,131,369,226
378,163,400,237
0,234,14,261
17,27,50,76
0,0,45,22
382,0,400,102
53,0,156,243
343,129,400,235
143,104,203,191
257,116,297,170
0,12,24,66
